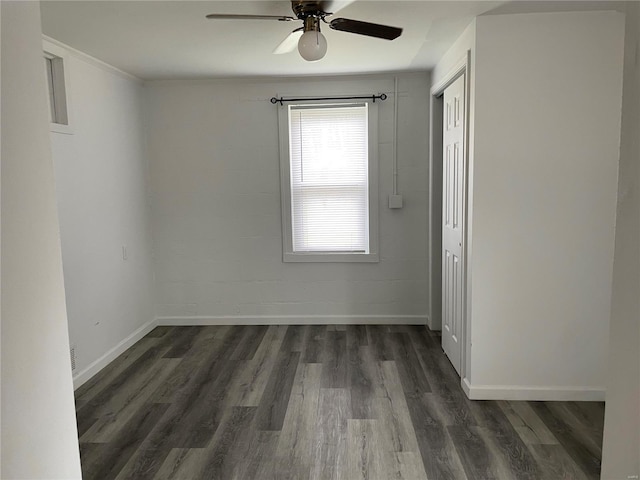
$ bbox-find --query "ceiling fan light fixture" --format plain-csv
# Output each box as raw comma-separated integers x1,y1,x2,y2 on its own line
206,2,403,63
298,16,327,61
298,29,327,61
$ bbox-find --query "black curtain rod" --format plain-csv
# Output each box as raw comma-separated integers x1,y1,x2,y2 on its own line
270,94,387,105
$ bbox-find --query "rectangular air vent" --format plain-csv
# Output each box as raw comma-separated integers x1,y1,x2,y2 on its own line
70,344,77,372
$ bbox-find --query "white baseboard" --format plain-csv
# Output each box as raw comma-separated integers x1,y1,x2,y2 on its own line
426,315,441,331
461,377,606,402
72,317,158,390
156,314,429,326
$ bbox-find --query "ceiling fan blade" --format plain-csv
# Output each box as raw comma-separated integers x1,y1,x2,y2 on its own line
329,18,402,40
318,0,356,15
273,29,304,54
206,13,295,21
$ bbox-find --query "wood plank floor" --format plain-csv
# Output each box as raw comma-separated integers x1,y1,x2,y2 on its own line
75,325,605,480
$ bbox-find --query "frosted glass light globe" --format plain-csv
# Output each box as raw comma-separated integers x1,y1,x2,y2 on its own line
298,29,327,61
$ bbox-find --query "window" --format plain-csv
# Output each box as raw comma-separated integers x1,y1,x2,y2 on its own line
278,100,379,262
43,41,72,134
44,56,57,123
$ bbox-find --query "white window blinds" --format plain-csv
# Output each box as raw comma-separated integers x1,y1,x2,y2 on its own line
288,103,369,253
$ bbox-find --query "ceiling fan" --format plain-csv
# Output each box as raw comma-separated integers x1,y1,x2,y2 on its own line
206,0,403,62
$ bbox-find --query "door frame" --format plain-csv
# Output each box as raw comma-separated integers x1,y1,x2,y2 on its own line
428,52,471,384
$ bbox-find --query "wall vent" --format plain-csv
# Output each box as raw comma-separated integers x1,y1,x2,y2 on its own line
70,344,77,373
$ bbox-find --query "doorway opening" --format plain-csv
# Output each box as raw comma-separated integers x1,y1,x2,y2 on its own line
428,53,470,381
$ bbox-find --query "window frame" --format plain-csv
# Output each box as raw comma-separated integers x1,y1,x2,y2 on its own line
43,39,73,135
278,98,379,263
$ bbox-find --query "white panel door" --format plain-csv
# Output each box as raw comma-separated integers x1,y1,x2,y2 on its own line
442,74,465,375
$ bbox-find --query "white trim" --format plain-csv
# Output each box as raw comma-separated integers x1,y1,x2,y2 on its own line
431,54,468,97
461,49,473,383
462,377,472,397
461,378,606,401
42,35,143,84
156,315,428,326
427,83,443,332
146,71,429,86
72,318,158,390
283,252,380,263
278,97,380,263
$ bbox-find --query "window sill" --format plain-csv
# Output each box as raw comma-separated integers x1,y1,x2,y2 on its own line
283,252,379,263
50,123,74,135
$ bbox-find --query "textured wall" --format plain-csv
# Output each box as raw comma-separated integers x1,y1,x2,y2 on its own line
50,41,156,381
146,74,430,322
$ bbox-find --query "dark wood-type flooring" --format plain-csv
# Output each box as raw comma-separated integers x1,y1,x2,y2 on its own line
75,325,605,480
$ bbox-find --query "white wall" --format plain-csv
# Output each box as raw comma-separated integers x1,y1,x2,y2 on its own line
601,2,640,478
1,2,3,473
146,74,430,323
462,11,625,400
49,40,156,386
0,2,81,478
432,20,475,87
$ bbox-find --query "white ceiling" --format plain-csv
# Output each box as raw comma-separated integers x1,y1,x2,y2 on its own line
40,1,504,80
